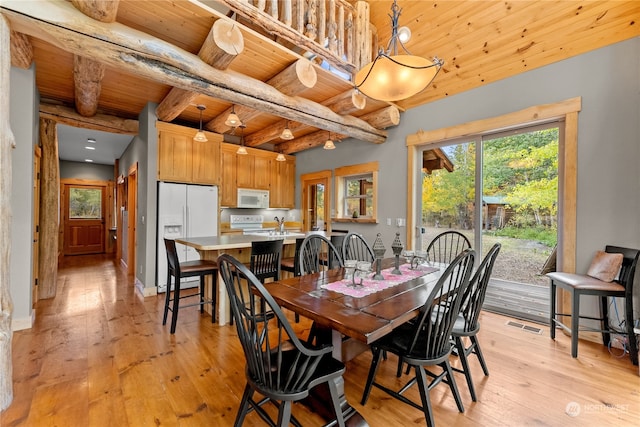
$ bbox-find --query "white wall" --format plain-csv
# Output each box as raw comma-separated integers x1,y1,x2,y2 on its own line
296,37,640,322
9,66,38,331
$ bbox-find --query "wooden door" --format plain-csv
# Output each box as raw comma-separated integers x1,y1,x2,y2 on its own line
32,146,41,306
62,182,106,255
301,170,331,231
127,164,137,278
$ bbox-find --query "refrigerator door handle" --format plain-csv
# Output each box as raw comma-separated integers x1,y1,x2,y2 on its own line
186,206,190,237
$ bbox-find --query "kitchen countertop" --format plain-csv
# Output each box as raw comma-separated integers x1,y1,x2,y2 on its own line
175,231,348,251
175,233,307,251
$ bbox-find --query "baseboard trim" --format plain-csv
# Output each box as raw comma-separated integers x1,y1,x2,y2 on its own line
135,278,157,297
12,309,35,331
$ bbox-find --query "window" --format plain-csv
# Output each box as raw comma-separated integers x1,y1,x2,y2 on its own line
334,161,378,223
69,187,102,219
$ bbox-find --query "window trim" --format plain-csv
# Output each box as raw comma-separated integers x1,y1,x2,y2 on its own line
406,97,581,273
333,161,379,223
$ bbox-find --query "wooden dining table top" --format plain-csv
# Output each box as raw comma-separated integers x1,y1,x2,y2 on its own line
265,258,441,345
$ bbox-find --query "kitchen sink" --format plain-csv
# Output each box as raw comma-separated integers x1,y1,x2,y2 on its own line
244,231,307,239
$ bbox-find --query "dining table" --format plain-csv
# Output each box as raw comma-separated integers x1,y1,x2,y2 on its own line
264,257,442,427
265,257,442,361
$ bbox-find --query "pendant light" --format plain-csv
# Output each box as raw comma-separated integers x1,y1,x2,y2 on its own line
236,124,248,155
280,121,294,140
193,105,208,142
354,0,443,102
323,132,336,150
275,152,286,162
225,105,242,127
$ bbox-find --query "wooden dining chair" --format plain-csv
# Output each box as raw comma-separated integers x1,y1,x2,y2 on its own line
547,245,640,365
361,249,475,427
249,239,283,284
217,254,347,427
426,230,471,264
230,239,284,326
162,238,218,334
298,234,343,275
451,243,501,401
342,232,375,262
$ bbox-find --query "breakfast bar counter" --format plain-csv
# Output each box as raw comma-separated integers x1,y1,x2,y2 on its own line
175,233,305,324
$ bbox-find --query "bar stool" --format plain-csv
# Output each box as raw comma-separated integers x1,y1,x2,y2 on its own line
281,237,304,277
231,239,283,325
163,238,218,334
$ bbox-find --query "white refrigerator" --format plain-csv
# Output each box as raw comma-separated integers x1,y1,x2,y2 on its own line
157,182,218,292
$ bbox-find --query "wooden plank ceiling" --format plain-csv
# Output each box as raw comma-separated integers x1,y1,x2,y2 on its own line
4,0,639,155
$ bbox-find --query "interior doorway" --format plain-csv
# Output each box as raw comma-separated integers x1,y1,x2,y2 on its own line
301,170,331,232
126,163,138,278
32,146,41,306
61,180,107,255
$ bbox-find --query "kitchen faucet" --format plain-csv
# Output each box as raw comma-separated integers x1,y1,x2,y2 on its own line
275,216,285,234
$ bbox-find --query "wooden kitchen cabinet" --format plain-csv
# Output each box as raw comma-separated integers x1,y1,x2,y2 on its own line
220,143,238,207
270,155,295,208
157,122,221,185
236,150,271,190
220,143,295,208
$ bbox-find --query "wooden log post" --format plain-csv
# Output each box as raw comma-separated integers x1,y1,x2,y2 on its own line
38,118,59,300
70,0,120,117
0,14,15,412
353,1,370,71
156,18,244,122
9,30,31,69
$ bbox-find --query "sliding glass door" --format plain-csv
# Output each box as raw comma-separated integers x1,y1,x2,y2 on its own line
420,123,559,323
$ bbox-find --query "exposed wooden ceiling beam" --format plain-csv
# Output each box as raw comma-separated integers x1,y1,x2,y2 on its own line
70,0,119,118
206,58,317,134
1,0,386,144
9,29,31,69
39,103,139,135
278,129,346,154
244,89,367,147
156,18,244,122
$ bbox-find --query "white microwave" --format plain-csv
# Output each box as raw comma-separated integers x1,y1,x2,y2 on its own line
237,188,269,209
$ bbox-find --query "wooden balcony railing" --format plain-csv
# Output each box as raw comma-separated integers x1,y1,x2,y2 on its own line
218,0,373,76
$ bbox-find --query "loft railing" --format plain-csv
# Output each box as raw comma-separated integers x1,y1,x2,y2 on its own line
217,0,374,76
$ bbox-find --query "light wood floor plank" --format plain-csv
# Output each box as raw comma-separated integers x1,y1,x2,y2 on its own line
1,254,638,426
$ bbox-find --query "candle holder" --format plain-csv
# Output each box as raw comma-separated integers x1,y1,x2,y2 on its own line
372,233,386,280
391,232,404,275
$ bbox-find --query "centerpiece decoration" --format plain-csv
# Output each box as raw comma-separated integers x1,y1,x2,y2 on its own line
391,232,404,275
372,233,386,280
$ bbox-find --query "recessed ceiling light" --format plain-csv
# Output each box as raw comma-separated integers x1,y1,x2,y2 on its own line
84,159,93,163
87,138,96,143
85,146,95,150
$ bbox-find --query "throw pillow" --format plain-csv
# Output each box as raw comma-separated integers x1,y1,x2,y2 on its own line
586,251,623,282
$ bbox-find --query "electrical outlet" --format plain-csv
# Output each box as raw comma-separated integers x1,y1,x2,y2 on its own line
387,218,391,226
396,218,402,227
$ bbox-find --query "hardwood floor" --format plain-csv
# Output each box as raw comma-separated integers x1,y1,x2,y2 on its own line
2,254,639,426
